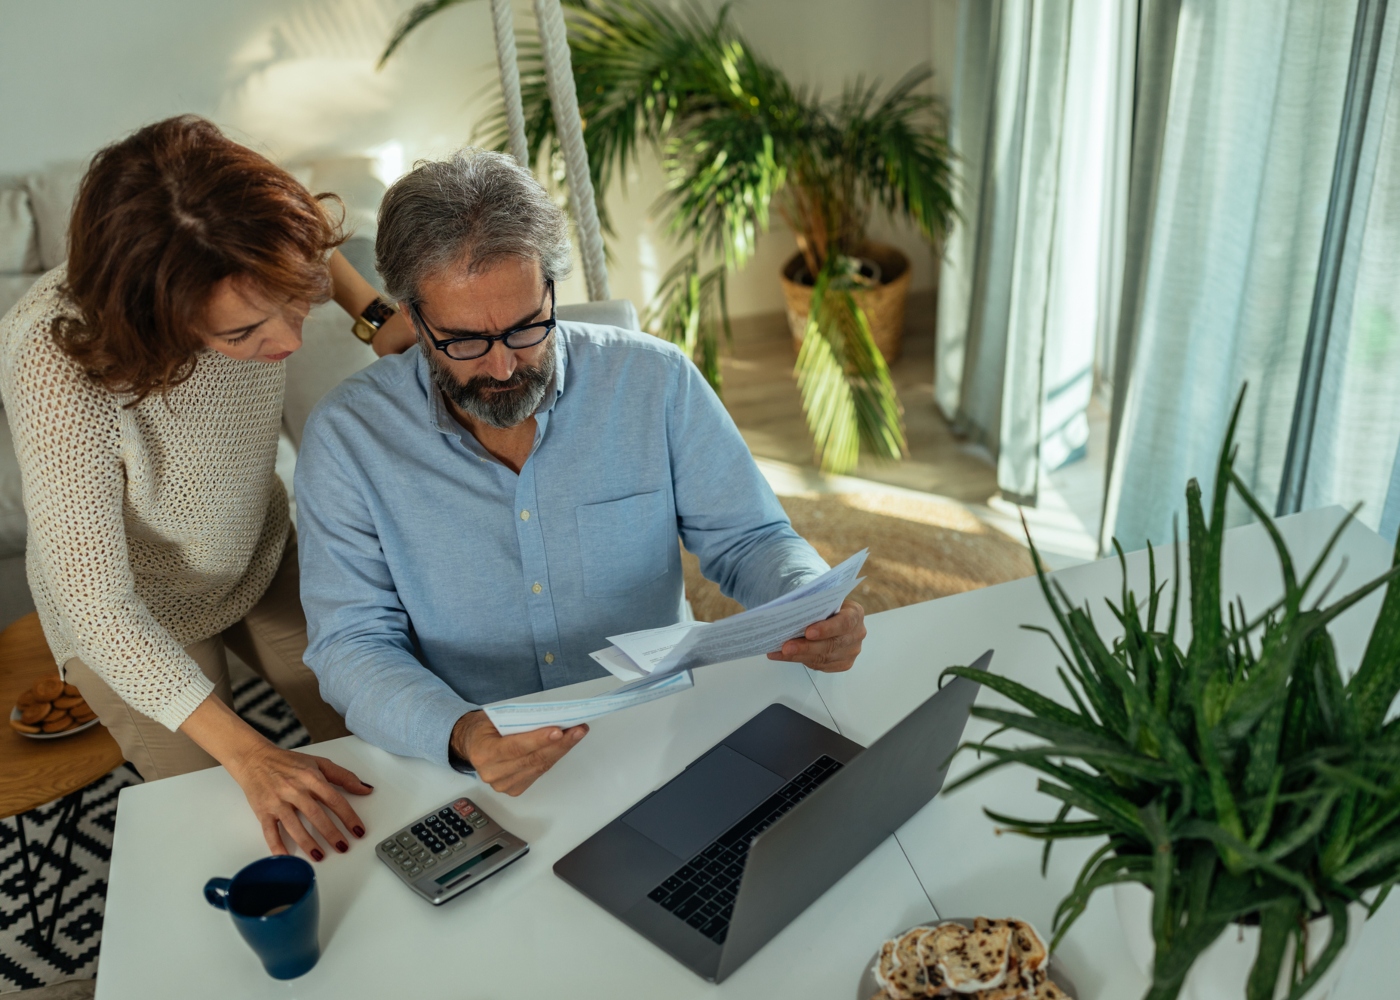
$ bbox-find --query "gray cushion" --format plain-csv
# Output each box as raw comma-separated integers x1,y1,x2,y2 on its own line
0,186,38,273
0,273,40,321
338,236,384,295
0,410,29,558
26,162,87,270
556,299,641,332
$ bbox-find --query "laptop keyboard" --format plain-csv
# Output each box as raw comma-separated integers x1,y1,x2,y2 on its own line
645,755,843,945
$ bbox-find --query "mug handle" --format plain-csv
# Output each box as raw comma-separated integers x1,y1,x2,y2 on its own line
204,877,233,909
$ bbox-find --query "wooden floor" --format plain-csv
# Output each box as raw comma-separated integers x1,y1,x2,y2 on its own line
718,290,1000,506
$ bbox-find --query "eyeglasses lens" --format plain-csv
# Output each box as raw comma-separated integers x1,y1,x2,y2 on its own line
445,340,490,361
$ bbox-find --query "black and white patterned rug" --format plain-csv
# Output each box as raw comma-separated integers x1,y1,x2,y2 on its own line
0,678,309,993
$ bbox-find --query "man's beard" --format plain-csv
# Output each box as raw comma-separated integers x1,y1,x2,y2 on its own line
425,334,556,430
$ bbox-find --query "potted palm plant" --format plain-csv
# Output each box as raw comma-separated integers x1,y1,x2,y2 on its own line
382,0,954,474
941,394,1400,1000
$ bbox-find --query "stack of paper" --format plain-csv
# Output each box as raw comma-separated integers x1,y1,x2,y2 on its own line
483,550,867,735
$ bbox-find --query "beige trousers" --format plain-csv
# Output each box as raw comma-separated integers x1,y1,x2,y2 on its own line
65,531,349,782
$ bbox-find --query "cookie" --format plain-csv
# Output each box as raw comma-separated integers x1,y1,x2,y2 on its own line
17,688,41,708
35,677,64,701
54,694,85,709
41,706,70,724
9,716,41,734
63,682,81,697
42,717,73,733
20,701,51,725
70,708,96,724
1030,980,1068,1000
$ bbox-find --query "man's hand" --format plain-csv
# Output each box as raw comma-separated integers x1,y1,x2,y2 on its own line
451,710,588,795
766,598,866,673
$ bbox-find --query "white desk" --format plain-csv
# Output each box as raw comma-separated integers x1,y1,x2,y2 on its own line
97,658,935,999
98,507,1400,998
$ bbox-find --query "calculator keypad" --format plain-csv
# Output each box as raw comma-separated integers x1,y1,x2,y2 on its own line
379,798,492,880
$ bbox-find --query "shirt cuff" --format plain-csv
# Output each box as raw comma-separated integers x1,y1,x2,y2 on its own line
418,689,482,770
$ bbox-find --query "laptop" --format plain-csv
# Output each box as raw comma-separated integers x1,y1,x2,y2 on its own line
554,649,990,983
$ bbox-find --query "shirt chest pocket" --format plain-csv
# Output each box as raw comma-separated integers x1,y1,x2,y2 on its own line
575,490,674,597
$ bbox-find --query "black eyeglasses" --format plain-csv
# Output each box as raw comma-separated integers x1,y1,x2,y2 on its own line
410,280,556,361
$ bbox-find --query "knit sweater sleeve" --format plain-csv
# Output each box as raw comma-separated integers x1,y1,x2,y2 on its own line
4,330,215,731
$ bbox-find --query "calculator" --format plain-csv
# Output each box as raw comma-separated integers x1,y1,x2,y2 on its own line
375,796,529,905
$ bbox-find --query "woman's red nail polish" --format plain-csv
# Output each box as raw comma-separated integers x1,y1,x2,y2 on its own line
352,825,365,838
336,841,348,853
311,849,324,861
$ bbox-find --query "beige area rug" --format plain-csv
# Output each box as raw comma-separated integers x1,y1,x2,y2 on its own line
682,491,1036,623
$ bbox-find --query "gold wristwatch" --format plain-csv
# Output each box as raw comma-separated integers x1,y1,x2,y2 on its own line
352,298,396,345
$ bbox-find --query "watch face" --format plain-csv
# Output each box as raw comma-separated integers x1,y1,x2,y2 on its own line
362,298,395,328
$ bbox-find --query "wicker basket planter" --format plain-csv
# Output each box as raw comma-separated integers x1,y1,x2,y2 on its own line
779,242,912,363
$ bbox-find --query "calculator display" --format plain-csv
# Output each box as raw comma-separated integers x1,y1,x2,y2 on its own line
435,843,504,886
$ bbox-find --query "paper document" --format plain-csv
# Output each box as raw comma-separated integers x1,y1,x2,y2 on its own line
608,621,703,675
589,645,648,681
483,669,694,735
483,550,866,735
602,549,868,679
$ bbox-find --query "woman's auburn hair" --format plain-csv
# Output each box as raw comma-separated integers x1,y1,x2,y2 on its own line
54,115,345,401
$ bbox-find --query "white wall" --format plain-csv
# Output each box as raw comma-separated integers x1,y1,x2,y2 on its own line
0,0,956,318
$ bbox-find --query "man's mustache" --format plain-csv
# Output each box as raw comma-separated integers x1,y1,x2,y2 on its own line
461,368,535,394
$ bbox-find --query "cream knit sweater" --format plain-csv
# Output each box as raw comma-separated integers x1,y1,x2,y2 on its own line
0,269,290,731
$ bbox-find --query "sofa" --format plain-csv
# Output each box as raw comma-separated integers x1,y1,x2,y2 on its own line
0,161,638,630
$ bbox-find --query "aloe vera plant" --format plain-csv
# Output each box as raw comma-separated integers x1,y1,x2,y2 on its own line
941,395,1400,1000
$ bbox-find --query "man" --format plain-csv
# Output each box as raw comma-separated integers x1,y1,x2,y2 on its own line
296,149,865,796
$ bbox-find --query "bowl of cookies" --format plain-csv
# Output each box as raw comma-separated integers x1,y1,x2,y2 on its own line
10,676,99,739
860,916,1076,999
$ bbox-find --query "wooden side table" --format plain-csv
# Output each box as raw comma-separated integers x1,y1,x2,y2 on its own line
0,612,125,953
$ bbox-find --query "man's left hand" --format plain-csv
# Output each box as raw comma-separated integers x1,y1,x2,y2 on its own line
766,598,866,673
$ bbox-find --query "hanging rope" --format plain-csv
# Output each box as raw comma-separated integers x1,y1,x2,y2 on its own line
489,0,531,169
532,0,611,301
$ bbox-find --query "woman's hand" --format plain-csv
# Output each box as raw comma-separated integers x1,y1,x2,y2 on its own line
180,694,373,860
225,740,374,860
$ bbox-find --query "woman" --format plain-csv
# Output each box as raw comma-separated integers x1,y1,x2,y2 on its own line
0,116,413,861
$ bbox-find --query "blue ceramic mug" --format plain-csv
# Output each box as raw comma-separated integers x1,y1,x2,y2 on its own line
204,855,320,980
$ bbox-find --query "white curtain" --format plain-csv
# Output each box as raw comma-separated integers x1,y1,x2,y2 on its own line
1101,0,1400,551
937,0,1131,505
1308,9,1400,537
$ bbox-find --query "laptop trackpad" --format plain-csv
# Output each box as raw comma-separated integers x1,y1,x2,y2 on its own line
622,745,785,860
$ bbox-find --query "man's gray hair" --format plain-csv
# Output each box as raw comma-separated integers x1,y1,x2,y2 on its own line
375,148,573,304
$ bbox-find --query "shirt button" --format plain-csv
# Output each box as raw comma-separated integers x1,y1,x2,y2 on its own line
520,510,531,521
532,582,542,594
544,652,555,664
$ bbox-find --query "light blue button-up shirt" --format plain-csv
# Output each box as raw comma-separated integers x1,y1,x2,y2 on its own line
295,323,828,767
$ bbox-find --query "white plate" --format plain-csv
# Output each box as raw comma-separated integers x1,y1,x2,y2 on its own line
857,918,1078,999
10,705,100,740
